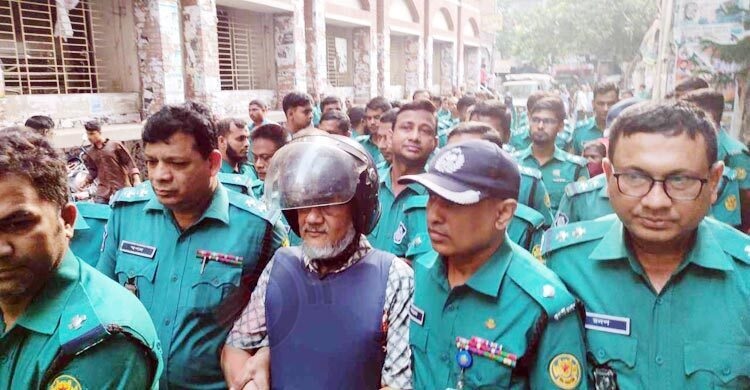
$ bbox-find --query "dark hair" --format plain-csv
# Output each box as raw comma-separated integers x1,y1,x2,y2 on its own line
184,101,216,123
470,100,510,133
430,95,443,107
321,95,342,110
526,90,551,112
593,82,619,99
457,95,477,113
531,96,566,122
249,99,268,110
674,77,709,96
319,110,351,135
0,128,68,208
582,140,607,157
412,89,431,100
83,120,101,132
679,88,724,126
608,101,717,167
395,100,437,134
142,103,217,159
365,96,392,112
250,123,288,149
390,100,403,109
447,121,503,148
347,106,366,127
24,115,55,136
380,109,399,126
216,118,248,137
282,92,313,114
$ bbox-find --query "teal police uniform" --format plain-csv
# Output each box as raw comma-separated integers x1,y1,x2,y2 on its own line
437,116,460,148
368,167,430,260
509,122,576,153
411,238,588,389
356,134,386,165
554,170,742,228
218,172,257,197
71,201,111,266
220,159,258,181
543,215,750,388
1,251,162,390
718,129,750,192
517,165,555,227
570,117,603,155
515,146,589,213
246,118,276,161
96,181,287,388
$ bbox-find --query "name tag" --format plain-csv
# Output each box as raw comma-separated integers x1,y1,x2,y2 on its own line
410,304,425,326
585,312,630,335
119,240,157,259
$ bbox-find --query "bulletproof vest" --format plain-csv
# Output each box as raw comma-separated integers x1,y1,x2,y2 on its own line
266,247,393,389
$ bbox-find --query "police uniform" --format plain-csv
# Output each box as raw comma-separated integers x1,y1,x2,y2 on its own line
218,172,256,196
554,171,742,229
515,146,589,213
356,134,386,165
543,215,750,388
718,129,750,193
1,251,162,389
71,201,111,266
570,117,603,155
96,181,287,388
437,117,460,148
411,239,587,389
220,159,259,181
367,167,430,260
508,124,575,153
554,174,612,227
518,165,555,227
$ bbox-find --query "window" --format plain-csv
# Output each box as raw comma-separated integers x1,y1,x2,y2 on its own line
217,6,266,90
0,0,101,95
326,30,351,87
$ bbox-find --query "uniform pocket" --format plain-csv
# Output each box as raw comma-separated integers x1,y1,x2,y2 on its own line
684,342,750,389
190,263,242,312
114,253,158,308
587,330,638,368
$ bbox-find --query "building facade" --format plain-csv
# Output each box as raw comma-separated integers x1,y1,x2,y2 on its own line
0,0,494,147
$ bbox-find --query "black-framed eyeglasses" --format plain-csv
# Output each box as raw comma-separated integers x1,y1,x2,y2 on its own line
612,171,708,201
529,117,559,126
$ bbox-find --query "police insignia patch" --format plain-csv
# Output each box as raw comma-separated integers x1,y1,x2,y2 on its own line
544,193,552,208
531,244,542,260
725,194,738,211
48,375,82,390
737,167,747,181
393,222,407,244
434,148,465,174
548,353,582,389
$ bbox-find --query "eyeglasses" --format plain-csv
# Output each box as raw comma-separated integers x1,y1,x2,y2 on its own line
529,117,559,126
612,171,708,200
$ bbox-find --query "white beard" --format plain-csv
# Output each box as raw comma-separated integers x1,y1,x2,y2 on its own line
301,224,357,261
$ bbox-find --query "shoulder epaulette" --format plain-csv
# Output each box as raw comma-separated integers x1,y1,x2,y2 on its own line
58,283,110,357
518,165,542,179
575,117,595,130
110,182,153,205
404,195,428,213
721,131,749,156
723,166,738,181
227,190,278,223
514,203,545,229
704,217,750,265
75,202,111,220
566,153,588,166
564,174,606,197
218,172,252,189
541,217,614,255
506,244,578,321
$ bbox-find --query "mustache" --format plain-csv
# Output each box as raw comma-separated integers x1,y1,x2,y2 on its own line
302,225,327,234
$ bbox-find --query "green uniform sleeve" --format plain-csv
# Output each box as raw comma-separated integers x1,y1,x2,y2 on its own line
532,181,554,227
728,152,750,190
269,218,288,254
555,192,574,227
96,213,118,279
529,309,589,389
46,334,154,390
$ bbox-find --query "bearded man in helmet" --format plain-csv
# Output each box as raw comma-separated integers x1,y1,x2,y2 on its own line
221,134,414,390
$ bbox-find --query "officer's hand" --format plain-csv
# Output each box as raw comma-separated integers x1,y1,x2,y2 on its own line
231,347,270,390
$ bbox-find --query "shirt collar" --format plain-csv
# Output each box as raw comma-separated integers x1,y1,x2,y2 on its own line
73,210,90,230
427,237,513,298
515,146,533,160
552,146,568,162
381,166,427,195
14,250,80,335
144,183,230,225
590,218,734,272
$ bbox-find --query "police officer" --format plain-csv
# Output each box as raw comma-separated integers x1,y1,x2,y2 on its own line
97,104,287,389
570,82,619,155
71,201,111,266
358,96,393,165
402,140,587,389
368,99,437,261
223,134,413,390
543,101,750,388
217,118,256,178
681,88,750,232
515,96,589,213
0,129,162,389
509,91,572,153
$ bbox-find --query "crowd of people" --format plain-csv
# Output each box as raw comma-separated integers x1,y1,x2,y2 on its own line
2,74,750,389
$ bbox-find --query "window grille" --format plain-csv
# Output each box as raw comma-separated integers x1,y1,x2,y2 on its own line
390,36,404,86
217,6,265,90
326,33,341,87
0,0,100,95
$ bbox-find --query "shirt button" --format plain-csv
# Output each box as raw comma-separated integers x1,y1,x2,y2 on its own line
723,366,731,375
171,275,178,282
597,349,605,359
440,353,449,362
655,355,664,365
164,319,171,326
656,297,663,305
